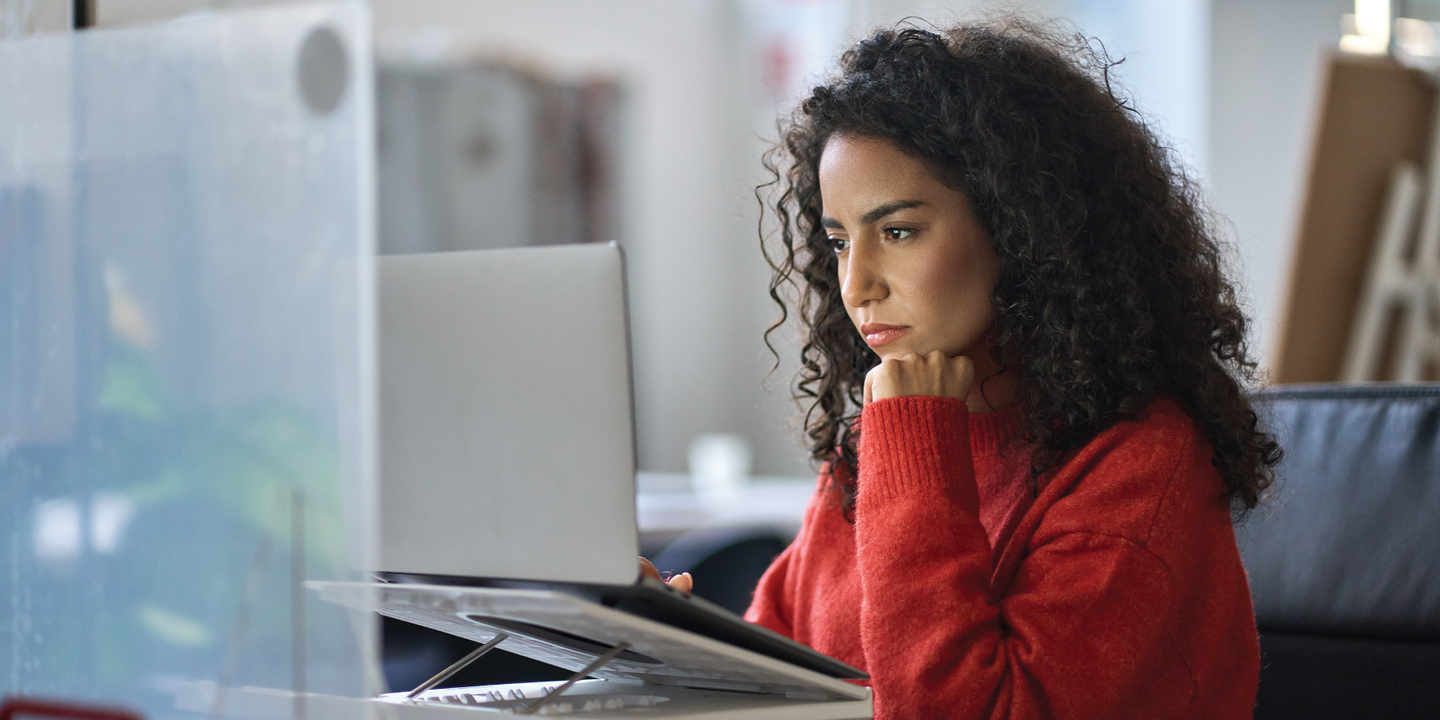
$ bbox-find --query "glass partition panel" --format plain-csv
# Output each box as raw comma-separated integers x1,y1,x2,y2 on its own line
0,2,378,717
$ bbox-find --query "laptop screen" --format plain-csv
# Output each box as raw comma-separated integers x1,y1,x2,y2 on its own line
377,244,640,585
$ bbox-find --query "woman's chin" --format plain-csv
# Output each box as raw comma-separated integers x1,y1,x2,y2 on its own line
873,343,936,360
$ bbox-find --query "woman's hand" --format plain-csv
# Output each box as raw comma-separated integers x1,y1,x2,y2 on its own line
864,350,975,404
639,557,693,593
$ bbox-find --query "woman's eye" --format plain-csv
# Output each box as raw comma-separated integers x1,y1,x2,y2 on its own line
829,237,851,254
884,227,913,241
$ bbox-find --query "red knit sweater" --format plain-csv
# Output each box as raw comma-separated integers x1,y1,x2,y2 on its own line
745,395,1259,719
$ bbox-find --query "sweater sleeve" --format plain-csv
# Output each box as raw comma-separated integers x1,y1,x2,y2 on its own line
743,541,796,638
855,396,1190,720
745,471,832,638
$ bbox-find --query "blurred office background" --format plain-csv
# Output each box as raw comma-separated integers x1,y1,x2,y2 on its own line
10,0,1440,711
75,0,1352,479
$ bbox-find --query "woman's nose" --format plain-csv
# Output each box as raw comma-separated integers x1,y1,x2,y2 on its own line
840,241,887,308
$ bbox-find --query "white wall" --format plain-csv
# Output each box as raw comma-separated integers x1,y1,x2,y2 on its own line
1208,0,1351,373
1067,0,1211,177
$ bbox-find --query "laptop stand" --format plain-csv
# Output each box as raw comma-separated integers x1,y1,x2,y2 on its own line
315,581,874,718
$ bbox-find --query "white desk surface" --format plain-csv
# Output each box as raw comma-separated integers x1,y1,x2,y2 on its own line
635,474,815,534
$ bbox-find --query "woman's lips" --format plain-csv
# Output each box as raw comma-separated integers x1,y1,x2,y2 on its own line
860,323,910,347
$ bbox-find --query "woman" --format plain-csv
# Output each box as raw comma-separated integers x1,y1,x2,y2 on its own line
742,20,1281,720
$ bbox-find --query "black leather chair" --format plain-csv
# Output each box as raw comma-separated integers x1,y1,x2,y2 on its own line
1241,384,1440,719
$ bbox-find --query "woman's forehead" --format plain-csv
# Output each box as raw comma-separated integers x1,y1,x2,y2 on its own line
818,135,955,217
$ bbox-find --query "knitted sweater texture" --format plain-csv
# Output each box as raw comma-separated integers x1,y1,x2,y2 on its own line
744,395,1259,719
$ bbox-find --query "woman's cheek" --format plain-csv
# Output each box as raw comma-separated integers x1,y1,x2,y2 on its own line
917,244,997,353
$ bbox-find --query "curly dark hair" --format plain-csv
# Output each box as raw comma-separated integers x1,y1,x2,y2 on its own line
760,20,1281,520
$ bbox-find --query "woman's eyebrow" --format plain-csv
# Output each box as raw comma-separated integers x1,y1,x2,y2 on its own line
861,199,925,224
820,199,926,230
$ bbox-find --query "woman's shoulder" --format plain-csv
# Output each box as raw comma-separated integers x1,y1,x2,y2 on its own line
1083,394,1208,464
1035,394,1228,547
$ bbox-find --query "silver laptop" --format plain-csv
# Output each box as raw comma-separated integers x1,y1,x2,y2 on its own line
376,243,864,680
378,242,638,585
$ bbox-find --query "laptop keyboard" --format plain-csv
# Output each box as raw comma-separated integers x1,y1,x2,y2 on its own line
384,678,847,716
